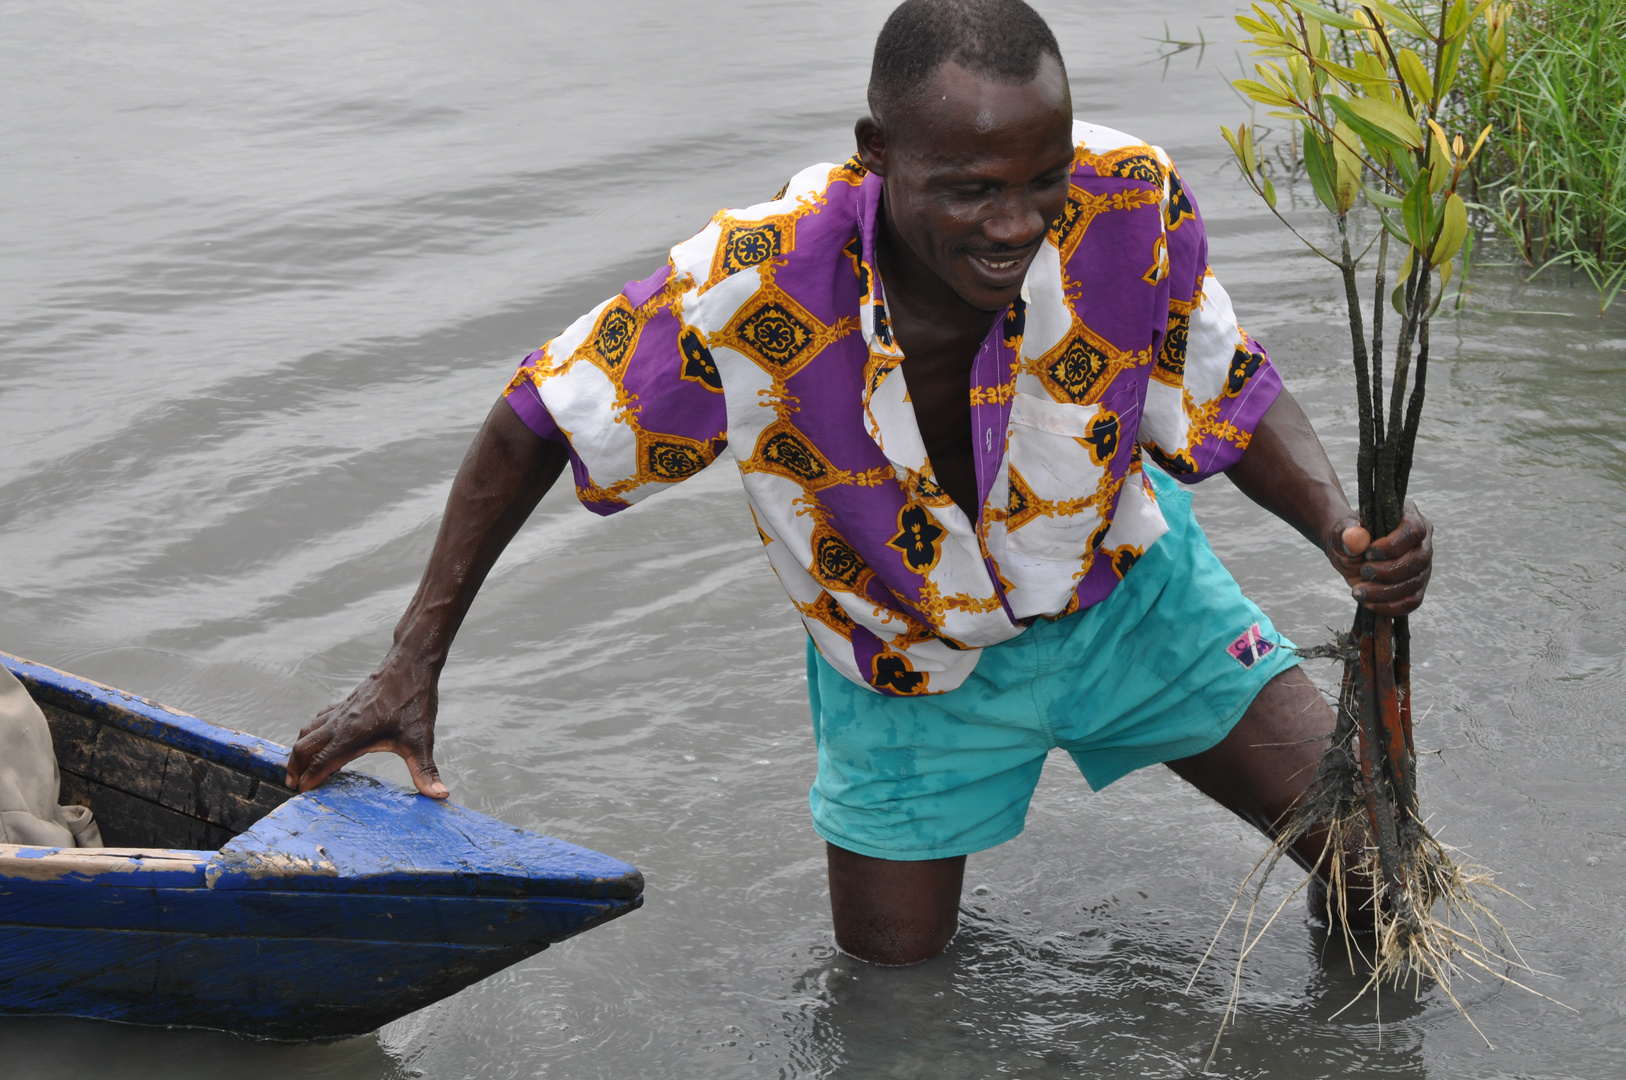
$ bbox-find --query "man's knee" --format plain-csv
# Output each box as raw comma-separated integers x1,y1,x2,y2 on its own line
826,843,964,966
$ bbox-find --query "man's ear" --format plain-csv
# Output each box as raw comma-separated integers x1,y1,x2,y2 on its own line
854,115,888,177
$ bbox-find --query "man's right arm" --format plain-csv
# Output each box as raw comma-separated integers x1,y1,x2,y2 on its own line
285,396,568,797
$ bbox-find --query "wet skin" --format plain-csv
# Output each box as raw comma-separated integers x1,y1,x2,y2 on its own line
288,58,1434,967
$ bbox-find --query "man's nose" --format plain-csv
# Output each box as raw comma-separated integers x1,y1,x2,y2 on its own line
984,189,1048,248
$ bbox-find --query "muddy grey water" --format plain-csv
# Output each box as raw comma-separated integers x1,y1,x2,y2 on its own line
3,0,1624,1075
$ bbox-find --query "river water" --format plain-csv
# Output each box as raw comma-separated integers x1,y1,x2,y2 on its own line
3,1,1624,1076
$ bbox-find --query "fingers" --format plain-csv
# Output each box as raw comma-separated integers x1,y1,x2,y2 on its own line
1351,564,1430,615
1358,541,1429,585
1366,500,1431,561
294,737,362,794
401,738,449,800
286,719,327,789
1351,500,1433,615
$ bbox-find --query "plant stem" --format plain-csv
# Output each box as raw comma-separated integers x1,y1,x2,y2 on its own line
1371,224,1389,457
1338,216,1377,529
1377,263,1429,536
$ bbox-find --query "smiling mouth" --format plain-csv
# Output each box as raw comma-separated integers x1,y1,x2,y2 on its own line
969,246,1038,277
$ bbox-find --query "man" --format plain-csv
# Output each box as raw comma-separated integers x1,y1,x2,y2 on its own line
287,0,1431,967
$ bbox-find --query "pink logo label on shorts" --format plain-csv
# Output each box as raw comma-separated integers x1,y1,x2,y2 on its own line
1227,623,1274,669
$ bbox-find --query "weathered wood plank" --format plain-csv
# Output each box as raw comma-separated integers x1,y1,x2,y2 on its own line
42,699,290,840
58,774,236,850
0,844,208,886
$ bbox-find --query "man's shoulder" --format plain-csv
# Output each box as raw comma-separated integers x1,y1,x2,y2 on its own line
1069,119,1174,186
667,158,870,296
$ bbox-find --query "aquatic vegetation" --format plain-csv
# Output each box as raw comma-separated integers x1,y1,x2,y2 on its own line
1204,0,1555,1061
1464,0,1626,312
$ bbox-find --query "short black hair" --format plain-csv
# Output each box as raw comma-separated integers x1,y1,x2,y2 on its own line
868,0,1064,119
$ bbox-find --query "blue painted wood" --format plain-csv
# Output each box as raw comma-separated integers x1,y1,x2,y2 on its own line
0,654,645,1039
208,772,642,899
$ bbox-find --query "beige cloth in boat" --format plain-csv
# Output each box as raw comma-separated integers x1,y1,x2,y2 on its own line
1,664,102,847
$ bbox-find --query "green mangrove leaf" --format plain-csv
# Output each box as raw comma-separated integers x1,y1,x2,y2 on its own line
1379,207,1411,246
1332,118,1362,213
1306,16,1327,61
1263,176,1278,209
1352,53,1390,86
1367,0,1429,37
1438,34,1467,99
1290,55,1312,100
1402,171,1433,251
1428,136,1452,193
1259,62,1295,97
1445,0,1471,36
1392,144,1419,186
1234,79,1294,108
1282,0,1366,31
1396,48,1433,107
1326,94,1422,155
1431,191,1469,267
1363,182,1404,210
1311,55,1392,92
1302,131,1340,215
1392,248,1416,316
1438,257,1455,289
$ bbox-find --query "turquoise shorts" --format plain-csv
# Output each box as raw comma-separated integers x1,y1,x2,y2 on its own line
806,467,1298,861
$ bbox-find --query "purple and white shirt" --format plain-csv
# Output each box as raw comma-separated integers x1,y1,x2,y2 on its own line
504,120,1282,696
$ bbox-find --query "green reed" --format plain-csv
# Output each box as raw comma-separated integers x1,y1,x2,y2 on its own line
1466,0,1626,312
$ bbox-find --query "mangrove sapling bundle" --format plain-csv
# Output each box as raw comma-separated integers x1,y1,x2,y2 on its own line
1194,0,1551,1051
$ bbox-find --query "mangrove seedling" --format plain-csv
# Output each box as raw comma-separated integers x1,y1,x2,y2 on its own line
1194,0,1555,1061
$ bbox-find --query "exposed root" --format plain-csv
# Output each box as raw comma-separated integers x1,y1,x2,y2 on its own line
1190,654,1565,1071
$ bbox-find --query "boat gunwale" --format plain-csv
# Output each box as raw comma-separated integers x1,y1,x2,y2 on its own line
1,652,291,787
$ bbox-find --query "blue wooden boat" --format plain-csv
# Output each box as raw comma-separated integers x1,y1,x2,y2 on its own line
0,652,642,1039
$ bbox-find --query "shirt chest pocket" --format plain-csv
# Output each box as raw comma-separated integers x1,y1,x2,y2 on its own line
1002,392,1110,562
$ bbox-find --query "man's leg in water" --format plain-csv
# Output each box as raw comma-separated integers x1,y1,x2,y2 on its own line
827,844,965,966
823,665,1348,966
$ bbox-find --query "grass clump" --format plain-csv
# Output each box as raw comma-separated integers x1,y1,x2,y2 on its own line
1467,0,1626,311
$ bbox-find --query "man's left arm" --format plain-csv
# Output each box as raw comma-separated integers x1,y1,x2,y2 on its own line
1224,389,1433,616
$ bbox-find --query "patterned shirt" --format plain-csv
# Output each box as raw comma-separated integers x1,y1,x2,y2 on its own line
504,120,1282,696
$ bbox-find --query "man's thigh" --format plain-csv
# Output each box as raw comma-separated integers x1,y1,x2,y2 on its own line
1164,665,1333,867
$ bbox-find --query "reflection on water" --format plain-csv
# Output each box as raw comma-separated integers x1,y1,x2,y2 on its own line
3,0,1624,1077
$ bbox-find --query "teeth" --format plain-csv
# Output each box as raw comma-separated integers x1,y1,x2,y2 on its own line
980,257,1018,269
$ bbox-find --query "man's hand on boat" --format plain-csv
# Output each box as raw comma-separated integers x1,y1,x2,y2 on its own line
289,658,447,797
287,399,569,797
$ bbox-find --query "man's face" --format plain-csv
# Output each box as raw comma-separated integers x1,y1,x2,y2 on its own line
861,54,1075,313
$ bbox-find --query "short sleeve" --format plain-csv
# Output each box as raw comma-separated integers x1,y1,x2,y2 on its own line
504,256,729,516
1137,164,1282,482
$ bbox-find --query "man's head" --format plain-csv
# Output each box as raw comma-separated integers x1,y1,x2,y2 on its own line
858,0,1074,313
